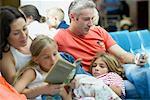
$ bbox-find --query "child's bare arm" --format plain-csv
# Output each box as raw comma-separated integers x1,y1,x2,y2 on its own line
23,83,66,99
13,68,36,93
109,85,122,96
59,86,72,100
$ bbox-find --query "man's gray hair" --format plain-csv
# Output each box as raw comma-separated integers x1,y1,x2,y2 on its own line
68,0,96,15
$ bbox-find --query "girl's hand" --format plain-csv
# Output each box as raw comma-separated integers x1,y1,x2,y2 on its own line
59,84,72,100
21,83,64,98
42,83,63,95
69,79,77,89
134,52,148,66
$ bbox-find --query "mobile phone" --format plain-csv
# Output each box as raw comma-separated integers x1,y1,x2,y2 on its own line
139,52,145,59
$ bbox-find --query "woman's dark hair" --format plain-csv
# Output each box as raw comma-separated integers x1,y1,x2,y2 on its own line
19,5,46,23
0,6,26,59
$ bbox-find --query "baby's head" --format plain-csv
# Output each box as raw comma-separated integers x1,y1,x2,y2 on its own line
90,52,124,77
120,16,133,31
30,35,59,72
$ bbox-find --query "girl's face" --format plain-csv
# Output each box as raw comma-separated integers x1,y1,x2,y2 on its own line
34,44,59,72
8,18,28,49
91,57,108,77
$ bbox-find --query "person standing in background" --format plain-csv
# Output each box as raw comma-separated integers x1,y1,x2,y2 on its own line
46,7,69,29
19,5,50,39
46,7,69,38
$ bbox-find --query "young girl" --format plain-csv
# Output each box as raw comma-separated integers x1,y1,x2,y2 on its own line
13,35,69,100
72,53,124,99
90,52,125,98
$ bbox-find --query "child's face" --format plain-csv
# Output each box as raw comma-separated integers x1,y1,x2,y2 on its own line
91,57,108,77
34,44,59,72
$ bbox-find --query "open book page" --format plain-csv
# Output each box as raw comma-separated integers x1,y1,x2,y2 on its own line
44,57,76,84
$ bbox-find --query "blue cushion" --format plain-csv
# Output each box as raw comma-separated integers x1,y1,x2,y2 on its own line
127,31,142,54
109,30,130,52
137,29,150,50
130,67,150,99
124,80,140,98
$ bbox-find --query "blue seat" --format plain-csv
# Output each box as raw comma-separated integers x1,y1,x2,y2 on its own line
110,30,150,99
127,31,142,54
109,31,119,42
146,70,150,96
110,30,130,52
124,80,140,99
137,29,150,50
137,30,150,68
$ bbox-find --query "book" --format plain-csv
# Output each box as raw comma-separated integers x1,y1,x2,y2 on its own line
44,57,77,84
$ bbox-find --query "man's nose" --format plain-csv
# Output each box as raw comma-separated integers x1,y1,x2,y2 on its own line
88,19,93,27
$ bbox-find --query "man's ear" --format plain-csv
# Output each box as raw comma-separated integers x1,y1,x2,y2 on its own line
69,13,74,18
69,13,75,20
32,57,39,64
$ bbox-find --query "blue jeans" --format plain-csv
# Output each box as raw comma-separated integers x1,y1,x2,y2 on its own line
42,95,62,100
123,64,150,99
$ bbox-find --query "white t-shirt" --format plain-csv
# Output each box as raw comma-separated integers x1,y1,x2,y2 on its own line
27,21,51,39
10,46,31,70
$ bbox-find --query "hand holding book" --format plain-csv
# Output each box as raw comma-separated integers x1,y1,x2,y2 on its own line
44,57,81,84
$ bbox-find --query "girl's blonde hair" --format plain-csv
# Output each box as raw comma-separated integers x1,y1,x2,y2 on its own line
30,35,57,57
13,35,57,85
90,52,124,78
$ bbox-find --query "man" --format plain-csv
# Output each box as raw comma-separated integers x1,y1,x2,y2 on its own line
46,7,69,38
54,0,149,98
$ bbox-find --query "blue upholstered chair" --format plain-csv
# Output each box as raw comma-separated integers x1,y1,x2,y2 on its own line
137,29,150,68
109,30,150,99
127,31,142,54
137,29,150,50
109,30,130,52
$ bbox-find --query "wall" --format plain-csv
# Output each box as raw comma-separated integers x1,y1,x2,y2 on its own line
0,0,2,6
1,0,20,8
126,0,149,30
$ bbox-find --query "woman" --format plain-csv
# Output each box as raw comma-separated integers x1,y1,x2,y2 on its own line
0,6,64,99
0,6,32,84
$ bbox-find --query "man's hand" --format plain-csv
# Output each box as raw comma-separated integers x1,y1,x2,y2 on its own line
134,52,148,66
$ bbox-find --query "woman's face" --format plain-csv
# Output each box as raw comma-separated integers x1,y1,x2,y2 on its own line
8,17,28,49
91,57,108,77
34,44,59,72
